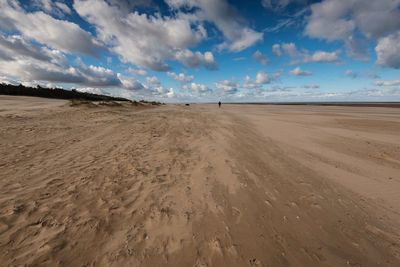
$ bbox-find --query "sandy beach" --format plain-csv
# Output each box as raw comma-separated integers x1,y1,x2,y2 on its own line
1,95,400,266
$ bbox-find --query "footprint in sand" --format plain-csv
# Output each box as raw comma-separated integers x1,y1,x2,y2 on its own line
264,200,272,207
0,222,9,234
210,238,223,254
231,207,242,224
249,258,262,266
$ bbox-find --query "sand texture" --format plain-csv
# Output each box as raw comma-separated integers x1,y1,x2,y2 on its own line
1,96,400,266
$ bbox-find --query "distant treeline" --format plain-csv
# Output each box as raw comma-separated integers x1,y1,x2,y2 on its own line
0,83,130,102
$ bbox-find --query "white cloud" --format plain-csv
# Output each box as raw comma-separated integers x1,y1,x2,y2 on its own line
272,44,282,56
345,35,369,61
0,34,148,90
146,76,161,86
0,21,175,99
54,2,72,14
273,42,303,60
352,1,400,39
243,76,263,90
220,28,263,52
74,0,210,71
0,55,122,87
76,87,106,95
305,1,355,41
0,34,77,84
174,50,217,70
166,0,263,52
347,87,400,98
166,88,176,98
0,34,64,63
374,80,400,86
215,80,239,94
269,85,294,92
33,0,72,16
78,65,121,86
273,43,299,57
303,84,320,89
243,71,277,89
243,75,258,89
289,67,312,76
282,43,299,57
117,74,146,91
273,42,340,63
305,0,400,61
0,1,100,56
252,50,268,65
183,82,211,94
167,72,194,83
127,68,147,76
375,31,400,69
304,51,339,63
256,71,270,84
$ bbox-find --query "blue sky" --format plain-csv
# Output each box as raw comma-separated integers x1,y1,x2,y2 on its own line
0,0,400,102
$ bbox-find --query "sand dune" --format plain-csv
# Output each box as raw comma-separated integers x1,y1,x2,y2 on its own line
1,96,400,266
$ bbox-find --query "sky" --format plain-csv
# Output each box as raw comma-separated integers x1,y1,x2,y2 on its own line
0,0,400,102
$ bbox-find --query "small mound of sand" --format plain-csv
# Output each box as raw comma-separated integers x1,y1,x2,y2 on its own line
98,101,123,107
69,99,98,108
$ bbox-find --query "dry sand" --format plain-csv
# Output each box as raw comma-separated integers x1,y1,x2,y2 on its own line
1,95,400,266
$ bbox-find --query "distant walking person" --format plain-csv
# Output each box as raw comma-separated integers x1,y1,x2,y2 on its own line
218,101,221,108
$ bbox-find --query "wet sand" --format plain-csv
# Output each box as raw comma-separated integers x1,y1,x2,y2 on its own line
1,96,400,266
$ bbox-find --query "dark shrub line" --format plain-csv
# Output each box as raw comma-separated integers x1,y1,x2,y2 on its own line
0,83,130,102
